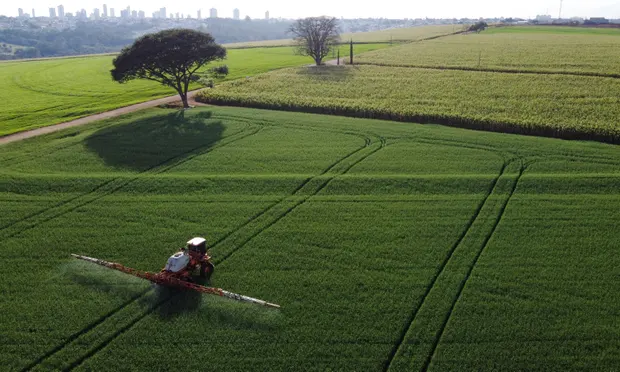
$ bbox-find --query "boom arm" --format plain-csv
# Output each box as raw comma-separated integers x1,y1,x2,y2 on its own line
71,254,280,309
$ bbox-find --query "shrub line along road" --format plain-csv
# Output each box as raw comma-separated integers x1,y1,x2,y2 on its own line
0,90,204,145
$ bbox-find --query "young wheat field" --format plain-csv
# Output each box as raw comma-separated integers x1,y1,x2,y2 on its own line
1,107,619,371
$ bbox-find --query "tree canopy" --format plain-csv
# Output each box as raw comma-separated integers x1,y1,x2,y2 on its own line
111,29,226,108
289,17,340,66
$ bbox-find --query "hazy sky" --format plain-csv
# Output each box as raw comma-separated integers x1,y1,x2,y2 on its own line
3,0,620,19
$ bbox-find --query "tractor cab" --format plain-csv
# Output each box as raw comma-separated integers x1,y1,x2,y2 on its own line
187,237,207,256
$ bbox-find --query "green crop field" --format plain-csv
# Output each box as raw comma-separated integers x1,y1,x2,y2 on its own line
0,44,388,137
1,106,619,371
225,24,461,48
196,65,620,143
198,27,620,143
486,25,620,36
355,31,620,76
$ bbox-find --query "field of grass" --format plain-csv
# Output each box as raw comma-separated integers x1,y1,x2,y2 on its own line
0,44,388,137
355,32,620,76
196,65,620,143
225,24,461,48
487,25,620,36
1,106,619,370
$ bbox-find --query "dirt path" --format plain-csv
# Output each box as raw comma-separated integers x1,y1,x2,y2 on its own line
0,90,204,146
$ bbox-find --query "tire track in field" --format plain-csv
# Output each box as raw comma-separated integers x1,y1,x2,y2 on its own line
19,125,262,372
381,157,511,372
1,123,260,240
19,288,151,372
24,125,375,371
420,161,526,372
63,134,387,371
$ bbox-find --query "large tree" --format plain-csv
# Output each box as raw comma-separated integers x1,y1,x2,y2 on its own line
289,17,340,66
111,29,226,108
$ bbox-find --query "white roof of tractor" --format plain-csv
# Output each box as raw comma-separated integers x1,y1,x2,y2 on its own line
187,237,206,246
164,251,190,273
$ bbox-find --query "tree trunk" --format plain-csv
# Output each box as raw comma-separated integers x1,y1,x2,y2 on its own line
315,56,322,66
180,93,189,109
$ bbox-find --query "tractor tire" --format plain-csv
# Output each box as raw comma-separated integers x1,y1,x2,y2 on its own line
200,262,215,280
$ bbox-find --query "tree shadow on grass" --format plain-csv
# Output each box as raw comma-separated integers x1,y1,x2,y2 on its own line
295,64,356,82
85,110,224,171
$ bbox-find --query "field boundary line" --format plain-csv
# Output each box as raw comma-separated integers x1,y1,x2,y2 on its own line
383,159,511,372
421,162,526,371
354,61,620,80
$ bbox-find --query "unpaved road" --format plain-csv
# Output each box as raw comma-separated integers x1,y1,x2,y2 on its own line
0,90,204,146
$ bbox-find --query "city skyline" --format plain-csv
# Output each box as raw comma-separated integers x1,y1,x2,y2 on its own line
3,0,620,19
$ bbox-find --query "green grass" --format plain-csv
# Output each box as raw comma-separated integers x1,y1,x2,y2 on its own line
487,25,620,36
0,44,389,137
1,107,619,370
196,65,620,143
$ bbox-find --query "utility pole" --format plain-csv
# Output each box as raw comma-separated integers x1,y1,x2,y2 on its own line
350,39,353,65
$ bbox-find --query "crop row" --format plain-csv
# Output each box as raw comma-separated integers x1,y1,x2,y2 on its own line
196,65,620,143
355,32,620,76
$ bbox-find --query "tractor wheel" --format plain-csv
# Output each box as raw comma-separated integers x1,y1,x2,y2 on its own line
200,262,215,280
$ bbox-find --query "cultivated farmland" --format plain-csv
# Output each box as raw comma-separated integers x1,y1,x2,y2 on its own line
1,107,619,371
196,65,620,142
197,27,620,143
355,31,620,76
0,43,388,136
224,24,461,48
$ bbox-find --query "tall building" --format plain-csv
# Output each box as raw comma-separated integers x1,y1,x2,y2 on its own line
93,8,100,19
110,8,115,17
265,11,270,20
138,10,145,18
210,8,217,18
103,4,108,17
131,10,137,17
160,7,166,18
32,8,36,17
197,10,201,19
18,8,24,17
49,8,57,17
58,5,65,17
233,8,240,20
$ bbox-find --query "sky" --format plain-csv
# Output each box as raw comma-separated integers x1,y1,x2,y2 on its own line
2,0,620,19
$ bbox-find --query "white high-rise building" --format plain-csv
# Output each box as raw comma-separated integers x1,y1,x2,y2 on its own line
265,11,270,20
103,4,108,17
49,7,57,17
18,8,24,17
210,8,217,18
233,8,240,20
57,5,65,17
